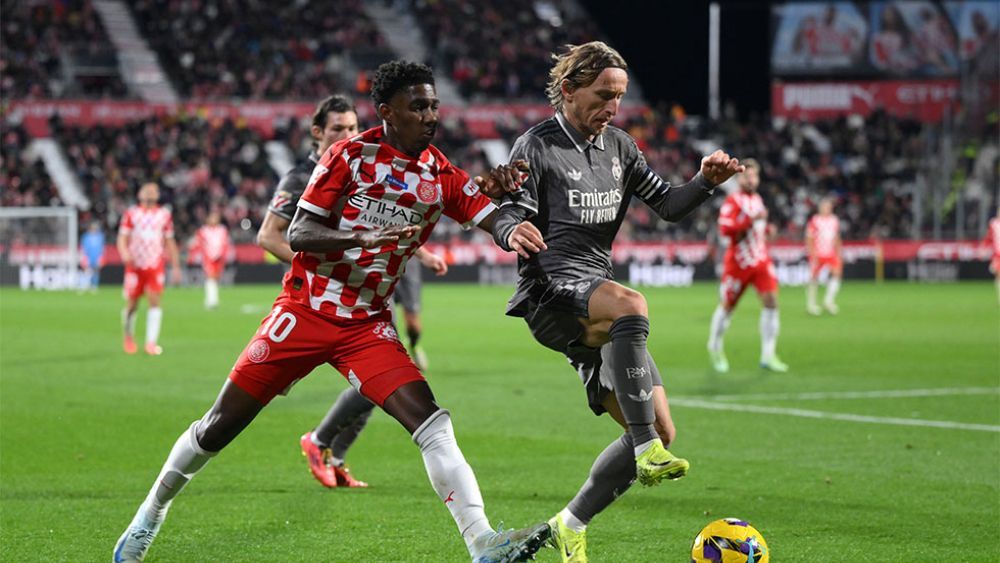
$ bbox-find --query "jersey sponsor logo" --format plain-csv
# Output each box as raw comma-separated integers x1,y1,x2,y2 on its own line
611,156,622,181
247,339,270,363
306,163,329,189
347,194,423,226
568,188,622,224
417,181,439,203
568,169,583,181
462,179,479,197
384,175,408,191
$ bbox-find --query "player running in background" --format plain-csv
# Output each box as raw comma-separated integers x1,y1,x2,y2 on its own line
117,182,181,356
491,41,744,562
806,197,842,315
192,209,231,309
985,206,1000,304
258,94,446,489
707,159,788,373
80,221,105,292
394,258,433,369
115,61,549,563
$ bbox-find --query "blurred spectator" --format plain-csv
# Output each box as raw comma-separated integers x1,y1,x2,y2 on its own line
0,0,129,99
0,125,60,207
409,0,600,101
51,114,276,243
129,0,387,100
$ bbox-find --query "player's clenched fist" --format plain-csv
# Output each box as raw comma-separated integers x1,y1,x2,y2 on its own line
700,149,745,186
507,221,546,259
474,160,531,199
356,225,420,248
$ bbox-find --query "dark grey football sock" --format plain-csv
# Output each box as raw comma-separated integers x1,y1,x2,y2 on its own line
314,387,375,460
607,315,658,447
566,433,636,525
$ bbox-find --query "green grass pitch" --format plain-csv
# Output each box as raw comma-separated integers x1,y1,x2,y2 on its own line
1,282,997,561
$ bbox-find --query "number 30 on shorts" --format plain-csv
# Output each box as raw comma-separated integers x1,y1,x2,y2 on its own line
260,306,297,342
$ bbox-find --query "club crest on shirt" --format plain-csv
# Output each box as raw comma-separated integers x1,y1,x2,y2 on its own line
248,339,270,363
372,321,400,342
611,157,622,181
417,181,439,203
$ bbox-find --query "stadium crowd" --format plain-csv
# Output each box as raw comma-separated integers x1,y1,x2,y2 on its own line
14,107,964,247
1,125,61,208
128,0,385,100
409,0,601,100
51,114,276,243
615,107,938,242
0,0,128,100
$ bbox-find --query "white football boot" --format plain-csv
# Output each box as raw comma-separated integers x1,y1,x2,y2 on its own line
113,502,164,562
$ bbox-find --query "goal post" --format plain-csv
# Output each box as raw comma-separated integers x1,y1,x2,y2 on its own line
0,207,79,290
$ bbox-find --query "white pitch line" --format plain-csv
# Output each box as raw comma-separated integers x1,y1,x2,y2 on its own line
695,387,1000,402
672,398,1000,433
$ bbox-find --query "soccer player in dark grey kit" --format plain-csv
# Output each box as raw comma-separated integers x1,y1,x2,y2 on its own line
258,94,447,488
491,41,745,562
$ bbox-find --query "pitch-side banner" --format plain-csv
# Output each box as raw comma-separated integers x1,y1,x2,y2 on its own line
771,79,963,122
5,100,648,139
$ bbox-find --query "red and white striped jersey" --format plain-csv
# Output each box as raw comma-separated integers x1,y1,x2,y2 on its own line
286,126,495,320
718,191,770,270
195,224,230,262
119,205,174,270
987,217,1000,258
807,214,840,258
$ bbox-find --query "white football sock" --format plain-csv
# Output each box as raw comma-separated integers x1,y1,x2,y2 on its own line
122,308,137,337
412,410,492,553
807,282,818,309
146,307,162,345
205,279,219,308
707,305,731,353
759,308,779,360
824,277,841,306
559,507,588,533
144,421,216,521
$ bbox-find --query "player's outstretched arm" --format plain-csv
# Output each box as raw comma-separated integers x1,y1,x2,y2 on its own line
257,212,295,264
474,160,531,200
415,247,448,276
478,209,546,259
288,207,419,252
636,150,745,223
165,236,182,284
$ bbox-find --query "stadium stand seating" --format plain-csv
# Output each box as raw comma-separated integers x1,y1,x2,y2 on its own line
0,0,129,99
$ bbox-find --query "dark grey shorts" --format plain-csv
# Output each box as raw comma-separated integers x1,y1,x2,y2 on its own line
518,277,662,416
393,262,422,314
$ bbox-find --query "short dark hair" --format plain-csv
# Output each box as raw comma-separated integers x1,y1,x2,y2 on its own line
370,61,435,106
312,94,356,130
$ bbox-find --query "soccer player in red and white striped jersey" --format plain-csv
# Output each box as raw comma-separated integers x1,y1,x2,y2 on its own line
806,198,843,315
192,210,231,309
116,182,181,355
985,207,1000,304
114,61,550,563
707,159,788,373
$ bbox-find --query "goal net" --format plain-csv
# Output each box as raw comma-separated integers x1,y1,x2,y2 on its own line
0,207,79,290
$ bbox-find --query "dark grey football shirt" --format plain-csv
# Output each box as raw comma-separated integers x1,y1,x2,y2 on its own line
267,151,320,220
496,111,717,315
